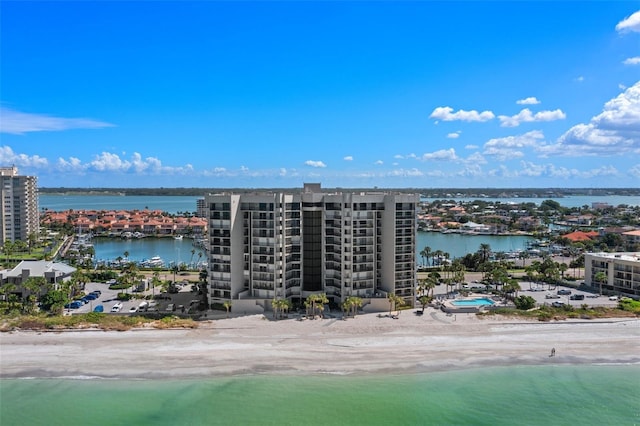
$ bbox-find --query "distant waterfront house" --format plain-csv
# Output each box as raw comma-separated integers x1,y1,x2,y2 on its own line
622,230,640,247
561,230,599,243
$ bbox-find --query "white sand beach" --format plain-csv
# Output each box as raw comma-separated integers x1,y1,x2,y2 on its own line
1,311,638,379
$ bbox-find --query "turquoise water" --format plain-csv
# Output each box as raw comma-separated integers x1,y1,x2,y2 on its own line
1,365,638,425
451,297,495,306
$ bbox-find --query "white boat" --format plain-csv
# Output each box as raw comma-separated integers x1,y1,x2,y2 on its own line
141,256,164,267
174,235,183,240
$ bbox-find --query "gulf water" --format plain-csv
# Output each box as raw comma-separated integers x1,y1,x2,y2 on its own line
1,365,638,425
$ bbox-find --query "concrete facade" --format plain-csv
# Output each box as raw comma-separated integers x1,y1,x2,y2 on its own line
584,252,640,298
0,167,39,243
204,184,418,314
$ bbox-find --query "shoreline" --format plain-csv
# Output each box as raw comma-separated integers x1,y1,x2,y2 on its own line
1,312,638,380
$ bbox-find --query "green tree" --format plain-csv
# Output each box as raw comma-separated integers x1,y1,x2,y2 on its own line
594,271,607,296
345,296,363,318
418,295,432,313
420,246,432,267
387,293,404,316
223,300,232,318
514,295,536,310
478,243,492,263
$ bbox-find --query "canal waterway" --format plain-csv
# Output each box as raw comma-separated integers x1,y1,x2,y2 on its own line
93,237,206,267
91,232,531,267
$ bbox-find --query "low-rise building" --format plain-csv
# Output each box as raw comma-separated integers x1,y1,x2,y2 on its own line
584,252,640,299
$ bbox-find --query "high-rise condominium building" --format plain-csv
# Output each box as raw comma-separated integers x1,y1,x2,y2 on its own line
0,167,39,243
205,183,418,314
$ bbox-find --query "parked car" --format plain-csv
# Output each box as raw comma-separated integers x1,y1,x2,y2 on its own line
93,305,104,313
64,301,83,309
586,294,599,298
129,306,138,313
609,295,619,301
557,289,572,295
90,290,101,296
570,294,585,300
166,303,175,312
84,293,98,301
551,301,566,308
138,301,149,312
111,302,123,313
545,293,561,299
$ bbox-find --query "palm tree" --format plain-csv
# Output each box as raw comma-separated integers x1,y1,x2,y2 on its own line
345,296,363,318
387,293,404,316
518,251,529,269
189,249,196,267
420,246,432,267
418,295,432,313
558,263,568,281
478,243,492,263
594,271,607,296
223,300,232,318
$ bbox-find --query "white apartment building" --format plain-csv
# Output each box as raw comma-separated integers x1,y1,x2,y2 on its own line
584,252,640,299
0,167,39,243
205,184,418,314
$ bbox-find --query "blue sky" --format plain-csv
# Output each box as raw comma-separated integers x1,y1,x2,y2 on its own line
1,1,639,189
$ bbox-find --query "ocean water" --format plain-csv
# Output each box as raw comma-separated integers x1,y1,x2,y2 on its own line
1,365,638,426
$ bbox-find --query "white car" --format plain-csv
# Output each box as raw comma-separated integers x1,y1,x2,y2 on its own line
129,306,138,313
609,296,619,301
110,302,123,313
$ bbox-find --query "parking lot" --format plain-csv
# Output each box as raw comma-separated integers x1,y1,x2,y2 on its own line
64,281,203,316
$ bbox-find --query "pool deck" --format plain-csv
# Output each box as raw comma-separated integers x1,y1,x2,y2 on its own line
438,294,509,314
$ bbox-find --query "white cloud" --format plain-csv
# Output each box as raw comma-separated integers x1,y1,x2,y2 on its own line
629,164,640,178
464,144,479,150
542,81,640,156
343,156,353,161
385,168,424,177
89,152,131,171
394,154,404,159
374,160,383,165
575,76,585,83
498,108,566,127
516,97,540,105
421,148,458,161
0,146,49,167
616,10,640,33
57,156,83,171
447,131,461,139
464,152,487,164
304,160,326,168
0,107,114,134
518,161,619,179
429,106,495,122
623,57,640,65
483,130,546,161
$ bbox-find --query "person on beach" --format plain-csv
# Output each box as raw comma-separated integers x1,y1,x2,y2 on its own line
550,348,556,357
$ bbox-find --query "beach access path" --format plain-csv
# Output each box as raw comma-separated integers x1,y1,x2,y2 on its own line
1,312,638,379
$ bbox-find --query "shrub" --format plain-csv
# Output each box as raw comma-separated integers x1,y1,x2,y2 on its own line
514,295,536,310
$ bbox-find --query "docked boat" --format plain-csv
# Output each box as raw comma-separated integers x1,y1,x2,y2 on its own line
174,235,183,240
141,256,164,267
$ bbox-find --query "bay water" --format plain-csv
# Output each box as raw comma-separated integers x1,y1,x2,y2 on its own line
39,194,640,216
1,365,638,425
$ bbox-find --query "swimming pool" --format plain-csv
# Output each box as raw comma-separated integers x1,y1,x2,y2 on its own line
451,298,496,307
